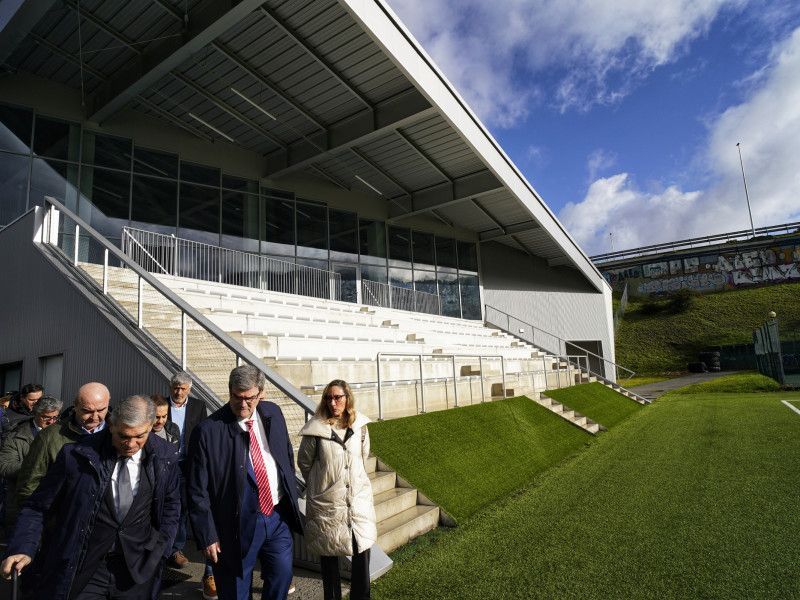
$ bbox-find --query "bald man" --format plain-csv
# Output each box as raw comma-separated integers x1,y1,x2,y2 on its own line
16,382,110,507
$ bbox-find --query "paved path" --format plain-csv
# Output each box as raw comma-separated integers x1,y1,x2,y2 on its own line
628,370,734,398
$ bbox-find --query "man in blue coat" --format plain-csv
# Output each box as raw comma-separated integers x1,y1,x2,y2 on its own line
0,395,180,600
187,365,302,600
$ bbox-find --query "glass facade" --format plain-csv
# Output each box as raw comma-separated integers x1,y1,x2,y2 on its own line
0,102,483,319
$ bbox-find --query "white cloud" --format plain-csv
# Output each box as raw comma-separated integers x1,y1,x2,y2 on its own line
587,149,618,182
560,26,800,255
387,0,736,125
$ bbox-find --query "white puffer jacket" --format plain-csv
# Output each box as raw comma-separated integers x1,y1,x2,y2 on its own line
297,411,377,557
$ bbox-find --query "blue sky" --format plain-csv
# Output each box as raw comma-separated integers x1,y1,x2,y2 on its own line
386,0,800,254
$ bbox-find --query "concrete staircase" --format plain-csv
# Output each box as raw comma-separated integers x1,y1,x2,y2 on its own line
535,393,606,434
366,454,441,553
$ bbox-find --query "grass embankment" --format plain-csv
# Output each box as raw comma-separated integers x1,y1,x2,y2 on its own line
616,282,800,374
372,389,800,599
543,382,644,428
368,397,592,523
670,371,781,394
624,375,676,387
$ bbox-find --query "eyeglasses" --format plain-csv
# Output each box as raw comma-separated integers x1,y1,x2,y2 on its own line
39,415,59,423
230,391,261,403
328,394,347,403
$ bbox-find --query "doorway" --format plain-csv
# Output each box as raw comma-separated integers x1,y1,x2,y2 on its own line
331,263,360,304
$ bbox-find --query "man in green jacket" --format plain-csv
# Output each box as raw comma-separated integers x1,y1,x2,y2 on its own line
0,395,62,528
15,382,109,507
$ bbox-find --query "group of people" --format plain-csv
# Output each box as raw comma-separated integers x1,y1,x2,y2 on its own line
0,367,376,600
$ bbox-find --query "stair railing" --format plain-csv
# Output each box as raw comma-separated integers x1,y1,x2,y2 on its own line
375,352,506,420
484,304,636,387
361,279,442,315
37,197,317,432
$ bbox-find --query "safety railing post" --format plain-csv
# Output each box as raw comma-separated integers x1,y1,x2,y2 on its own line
377,353,383,421
181,312,187,369
173,236,178,276
501,357,506,398
102,249,109,295
73,224,79,266
418,354,426,413
452,354,459,407
479,355,485,402
137,276,143,329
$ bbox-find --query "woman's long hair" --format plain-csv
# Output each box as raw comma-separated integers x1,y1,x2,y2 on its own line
316,379,356,428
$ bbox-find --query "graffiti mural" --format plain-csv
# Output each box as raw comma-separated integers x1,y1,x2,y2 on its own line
601,238,800,297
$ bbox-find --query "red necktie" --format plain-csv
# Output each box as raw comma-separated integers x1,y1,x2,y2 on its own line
246,420,274,516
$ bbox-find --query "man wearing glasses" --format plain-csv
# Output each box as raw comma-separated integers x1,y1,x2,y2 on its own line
187,365,302,600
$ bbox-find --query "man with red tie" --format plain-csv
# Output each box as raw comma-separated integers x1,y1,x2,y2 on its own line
187,365,302,600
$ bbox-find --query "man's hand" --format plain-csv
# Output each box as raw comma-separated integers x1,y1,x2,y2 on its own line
0,554,31,579
203,542,221,563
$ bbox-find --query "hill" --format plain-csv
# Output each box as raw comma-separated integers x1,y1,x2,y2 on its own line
615,282,800,374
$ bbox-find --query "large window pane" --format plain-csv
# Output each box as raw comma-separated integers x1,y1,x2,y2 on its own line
31,158,79,211
222,175,258,193
133,147,178,179
179,183,219,245
389,267,413,289
82,131,132,170
0,152,29,225
460,274,481,320
296,201,327,259
361,264,387,283
435,236,458,269
412,231,435,269
33,116,80,161
388,226,411,268
414,269,437,296
0,104,33,154
329,208,358,261
359,218,386,265
458,241,478,273
180,161,220,186
131,175,176,235
221,190,259,252
263,197,294,256
438,271,461,318
79,167,131,240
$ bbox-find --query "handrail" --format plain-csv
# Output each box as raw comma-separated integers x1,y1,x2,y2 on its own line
122,227,341,302
361,279,442,315
484,304,636,387
376,352,506,420
590,220,800,264
38,196,317,419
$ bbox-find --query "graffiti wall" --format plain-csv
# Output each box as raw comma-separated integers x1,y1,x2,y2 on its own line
601,239,800,297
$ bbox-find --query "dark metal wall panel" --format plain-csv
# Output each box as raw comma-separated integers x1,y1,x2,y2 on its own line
0,212,172,405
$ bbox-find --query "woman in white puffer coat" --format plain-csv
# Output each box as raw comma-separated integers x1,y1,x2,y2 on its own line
297,379,376,600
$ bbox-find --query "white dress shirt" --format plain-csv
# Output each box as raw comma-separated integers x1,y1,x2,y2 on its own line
238,415,283,506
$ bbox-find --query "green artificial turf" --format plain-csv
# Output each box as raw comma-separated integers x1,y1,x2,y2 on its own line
616,282,800,374
624,375,676,387
368,397,592,523
372,390,800,600
542,382,644,429
670,371,782,394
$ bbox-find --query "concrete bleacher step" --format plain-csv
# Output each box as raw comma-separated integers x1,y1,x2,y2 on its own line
535,394,604,434
376,504,440,554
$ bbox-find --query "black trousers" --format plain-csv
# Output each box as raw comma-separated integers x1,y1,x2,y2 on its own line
319,536,371,600
70,553,155,600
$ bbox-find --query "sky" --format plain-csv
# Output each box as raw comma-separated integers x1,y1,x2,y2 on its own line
385,0,800,255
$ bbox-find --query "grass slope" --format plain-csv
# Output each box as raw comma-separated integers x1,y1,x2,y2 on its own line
670,371,781,394
372,390,800,600
368,397,592,523
616,282,800,374
542,382,644,429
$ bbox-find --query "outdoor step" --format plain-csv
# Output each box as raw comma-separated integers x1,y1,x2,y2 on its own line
373,487,419,522
365,454,377,474
490,383,513,397
376,504,440,554
369,470,397,495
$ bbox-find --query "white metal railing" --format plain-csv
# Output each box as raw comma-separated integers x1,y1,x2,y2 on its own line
122,227,341,302
37,198,317,433
484,304,637,388
375,352,506,420
362,279,441,315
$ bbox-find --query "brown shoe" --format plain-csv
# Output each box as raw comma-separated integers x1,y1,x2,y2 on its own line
167,551,189,568
202,574,218,600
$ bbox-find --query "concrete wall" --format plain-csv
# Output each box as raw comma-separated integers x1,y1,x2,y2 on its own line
480,241,615,365
0,209,174,405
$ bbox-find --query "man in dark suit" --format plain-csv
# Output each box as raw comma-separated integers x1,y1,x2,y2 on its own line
165,371,209,573
187,365,302,600
0,394,180,600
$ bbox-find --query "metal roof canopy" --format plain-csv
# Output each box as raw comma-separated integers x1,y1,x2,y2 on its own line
0,0,606,291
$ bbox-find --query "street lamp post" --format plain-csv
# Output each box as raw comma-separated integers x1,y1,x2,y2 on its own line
736,142,756,238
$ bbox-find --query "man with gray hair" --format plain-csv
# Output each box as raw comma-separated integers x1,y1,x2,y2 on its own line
1,395,181,599
188,365,302,600
0,395,62,529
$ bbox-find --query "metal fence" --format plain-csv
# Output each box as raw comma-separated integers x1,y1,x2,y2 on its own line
362,279,441,315
39,197,316,439
753,319,786,385
122,227,341,302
